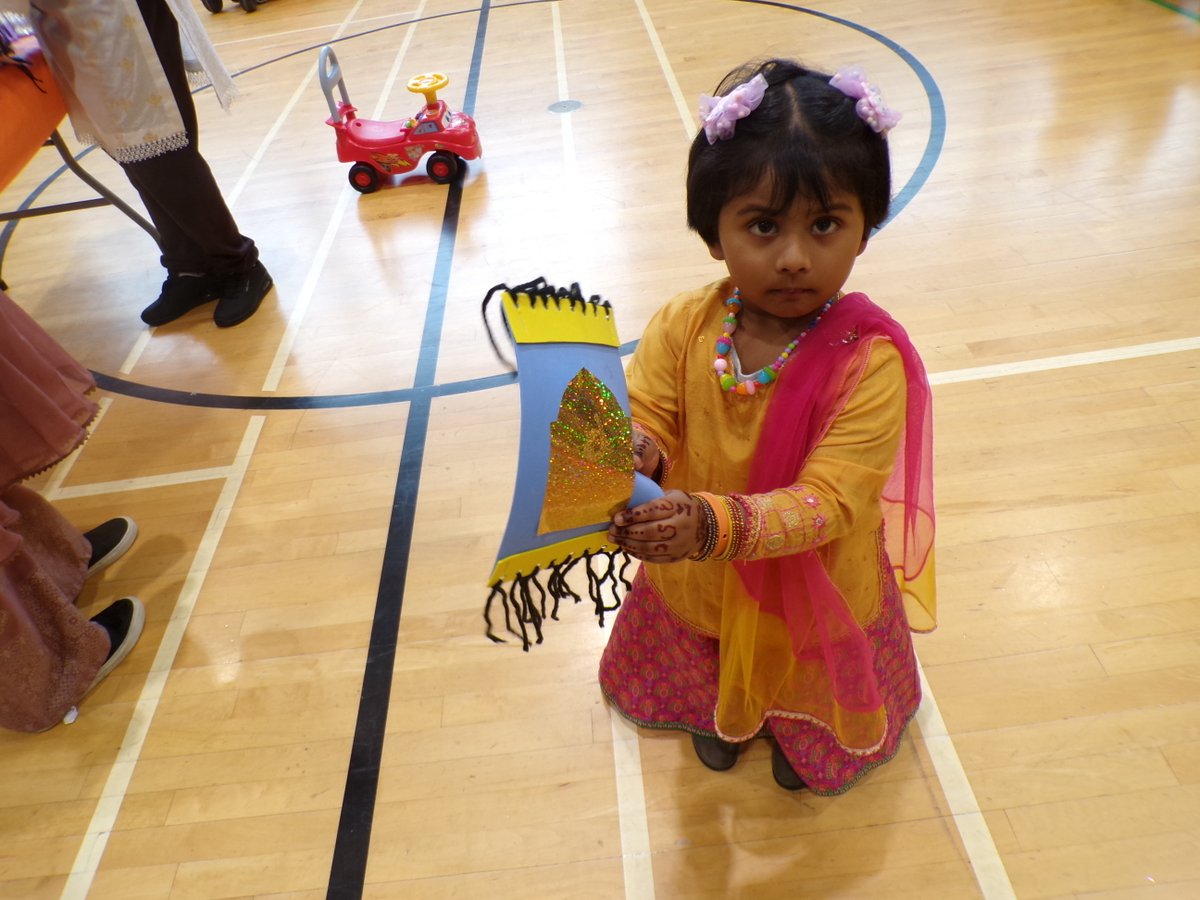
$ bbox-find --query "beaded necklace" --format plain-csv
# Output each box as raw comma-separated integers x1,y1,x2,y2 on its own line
713,288,841,395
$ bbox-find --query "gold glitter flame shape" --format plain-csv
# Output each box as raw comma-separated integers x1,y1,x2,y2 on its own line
538,368,634,534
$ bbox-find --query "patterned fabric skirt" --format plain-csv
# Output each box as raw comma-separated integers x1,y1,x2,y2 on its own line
598,568,921,795
0,485,105,733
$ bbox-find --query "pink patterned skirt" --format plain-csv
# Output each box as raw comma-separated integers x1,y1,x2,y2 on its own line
598,567,921,795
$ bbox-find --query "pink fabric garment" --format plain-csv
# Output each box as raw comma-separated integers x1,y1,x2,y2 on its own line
734,292,935,717
599,563,920,795
0,486,106,732
0,289,106,732
0,290,97,487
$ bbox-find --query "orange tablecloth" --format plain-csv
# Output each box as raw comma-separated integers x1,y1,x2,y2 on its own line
0,38,67,191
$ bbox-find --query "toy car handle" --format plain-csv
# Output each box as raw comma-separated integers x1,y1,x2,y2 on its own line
318,46,351,120
406,72,449,106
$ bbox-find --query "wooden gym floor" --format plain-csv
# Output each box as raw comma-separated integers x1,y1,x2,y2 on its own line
1,0,1197,897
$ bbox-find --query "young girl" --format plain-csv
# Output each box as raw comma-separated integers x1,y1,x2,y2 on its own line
602,59,936,794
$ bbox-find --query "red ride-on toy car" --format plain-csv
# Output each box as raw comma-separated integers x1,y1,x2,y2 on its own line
318,45,482,194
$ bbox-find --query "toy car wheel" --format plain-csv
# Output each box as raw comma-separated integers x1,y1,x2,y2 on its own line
426,152,459,184
239,0,258,11
348,163,381,194
201,0,222,10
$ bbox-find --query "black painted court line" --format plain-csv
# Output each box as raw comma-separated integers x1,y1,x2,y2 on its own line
90,368,517,410
14,0,945,416
320,7,947,894
86,3,943,417
5,3,946,892
324,5,491,898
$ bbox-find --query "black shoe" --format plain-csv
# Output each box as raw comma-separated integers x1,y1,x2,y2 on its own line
692,733,741,772
84,516,138,578
771,741,807,791
141,273,221,326
213,261,272,328
86,597,145,694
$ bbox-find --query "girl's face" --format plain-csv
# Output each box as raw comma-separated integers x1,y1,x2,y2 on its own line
707,179,868,322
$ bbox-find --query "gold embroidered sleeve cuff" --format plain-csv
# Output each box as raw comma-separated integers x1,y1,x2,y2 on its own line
736,486,830,560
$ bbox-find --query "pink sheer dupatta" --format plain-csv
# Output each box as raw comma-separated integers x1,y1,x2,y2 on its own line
733,293,935,736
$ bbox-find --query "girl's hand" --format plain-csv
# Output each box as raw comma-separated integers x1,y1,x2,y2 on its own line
632,431,661,480
609,490,703,563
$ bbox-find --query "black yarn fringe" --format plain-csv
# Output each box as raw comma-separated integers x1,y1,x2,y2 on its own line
485,550,635,651
481,276,611,372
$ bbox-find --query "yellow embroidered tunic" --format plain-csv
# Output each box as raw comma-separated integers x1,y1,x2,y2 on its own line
627,278,914,747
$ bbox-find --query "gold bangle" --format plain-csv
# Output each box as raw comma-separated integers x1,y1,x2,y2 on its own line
693,492,731,560
688,493,719,560
715,495,743,561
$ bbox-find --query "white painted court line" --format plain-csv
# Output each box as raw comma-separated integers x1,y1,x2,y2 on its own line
52,466,236,500
118,331,152,377
620,9,1199,895
53,0,1200,887
552,2,577,174
220,0,369,208
59,416,265,900
907,338,1200,899
633,0,695,141
42,398,111,497
547,2,594,298
261,0,427,393
547,7,655,893
601,340,1200,900
366,4,424,120
260,178,355,393
119,0,372,378
60,329,1200,897
916,661,1017,900
610,709,656,900
623,6,1004,895
211,12,410,52
928,336,1200,386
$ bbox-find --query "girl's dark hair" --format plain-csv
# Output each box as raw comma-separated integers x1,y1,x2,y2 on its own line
686,59,893,245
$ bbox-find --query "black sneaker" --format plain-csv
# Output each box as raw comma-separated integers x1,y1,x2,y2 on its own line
771,741,807,791
141,273,221,326
85,597,145,695
213,261,272,328
692,733,741,772
83,516,138,578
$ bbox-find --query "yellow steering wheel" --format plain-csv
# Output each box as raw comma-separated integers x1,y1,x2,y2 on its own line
407,72,450,106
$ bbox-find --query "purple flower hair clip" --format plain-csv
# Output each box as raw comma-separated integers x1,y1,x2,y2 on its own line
830,66,901,135
698,73,769,144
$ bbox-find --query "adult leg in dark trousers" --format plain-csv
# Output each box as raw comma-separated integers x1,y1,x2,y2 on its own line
130,0,272,328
